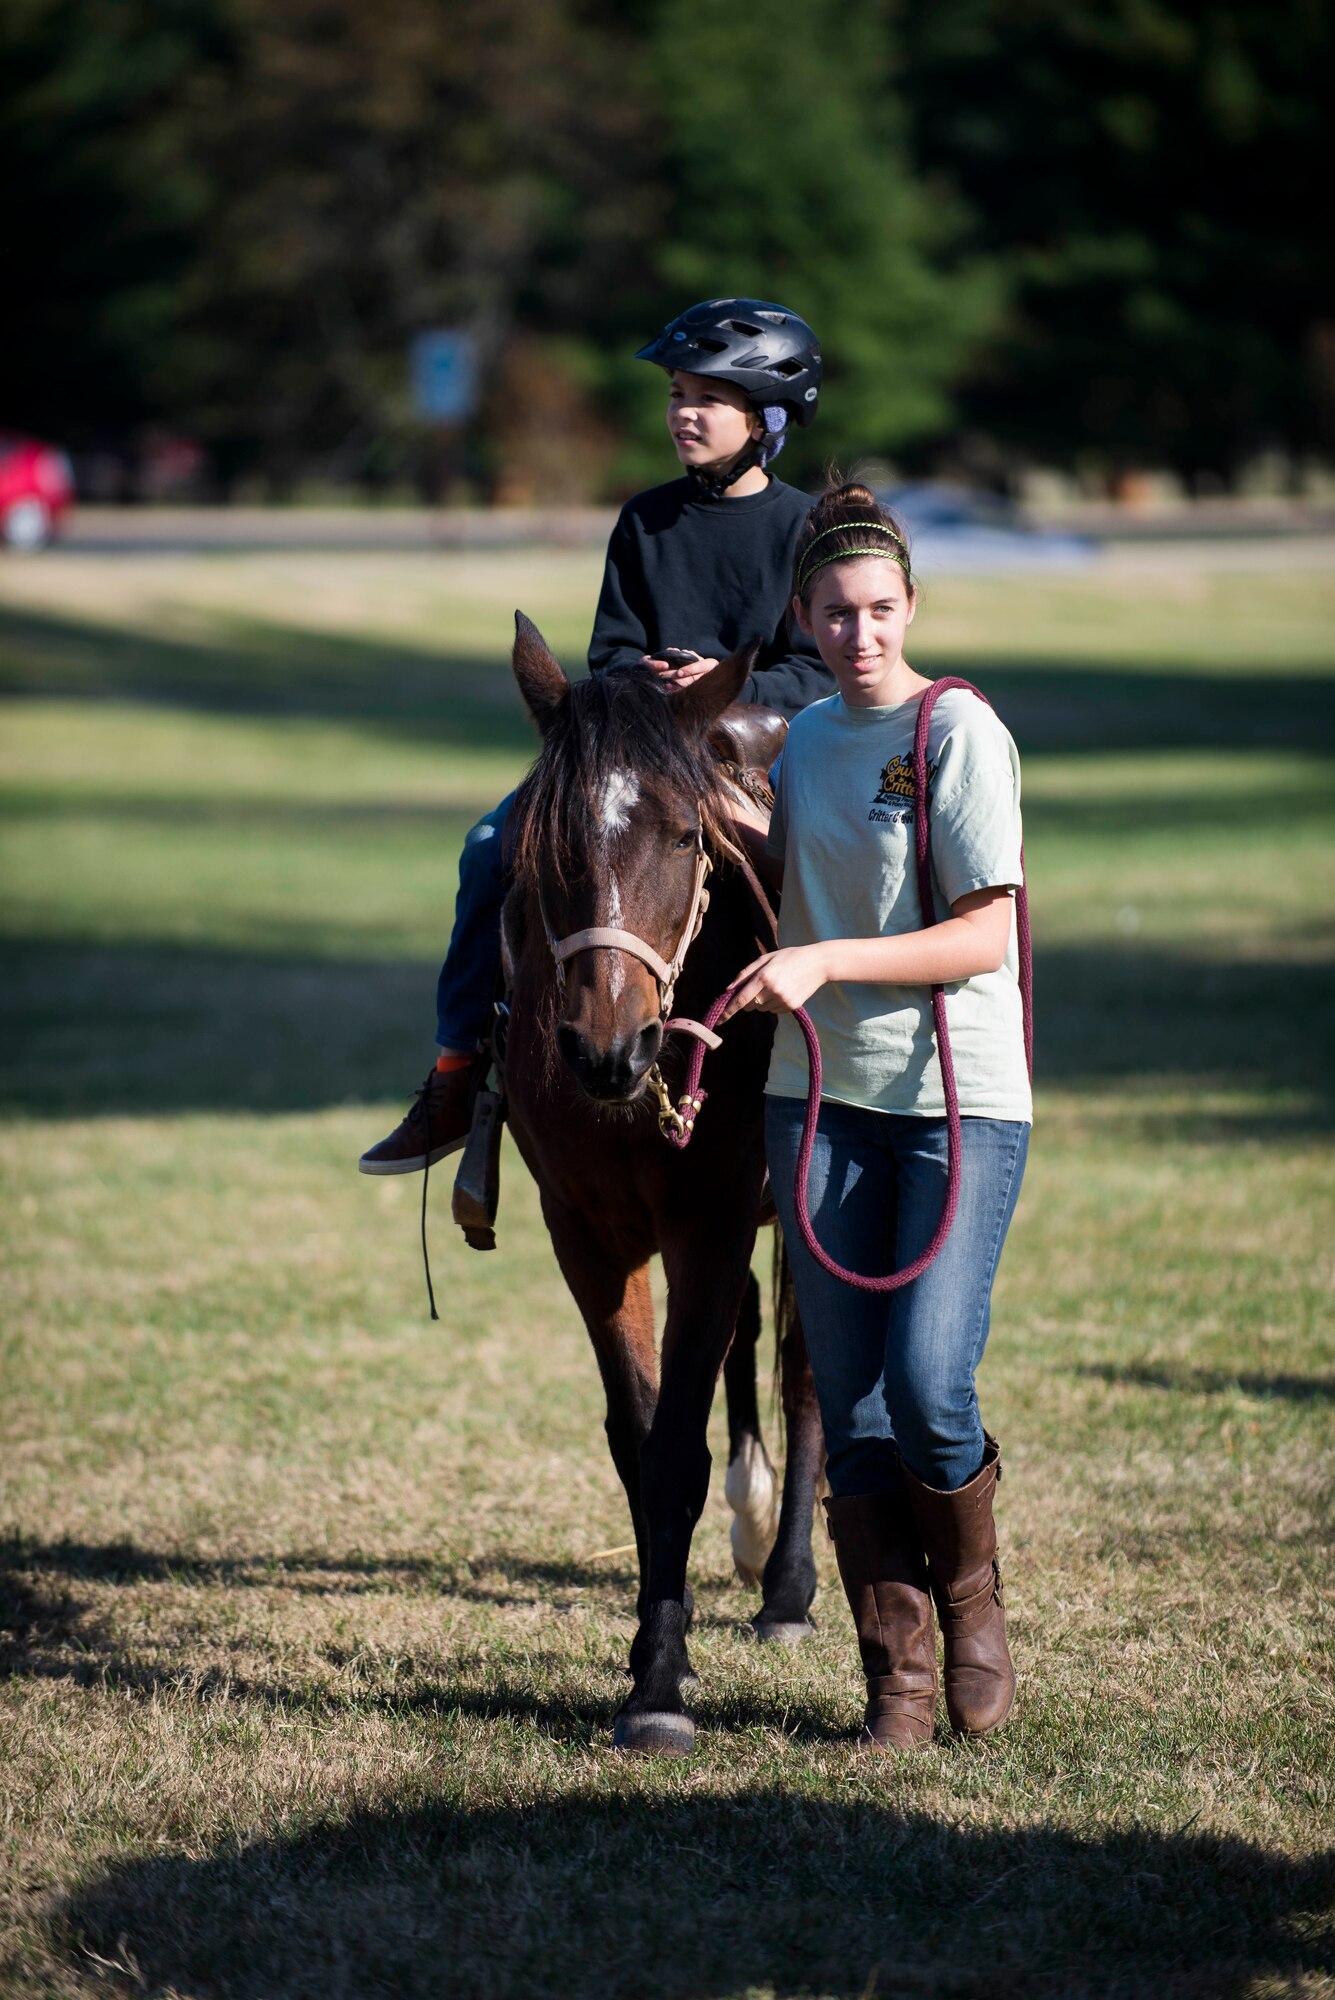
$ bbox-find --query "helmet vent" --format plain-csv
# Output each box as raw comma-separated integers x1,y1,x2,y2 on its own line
633,298,822,428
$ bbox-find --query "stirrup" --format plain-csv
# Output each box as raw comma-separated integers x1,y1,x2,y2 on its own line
450,999,508,1252
451,1087,504,1250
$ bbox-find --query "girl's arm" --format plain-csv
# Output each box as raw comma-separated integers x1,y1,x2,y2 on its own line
717,886,1012,1023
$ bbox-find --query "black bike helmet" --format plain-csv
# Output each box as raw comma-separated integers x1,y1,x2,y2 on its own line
635,298,822,427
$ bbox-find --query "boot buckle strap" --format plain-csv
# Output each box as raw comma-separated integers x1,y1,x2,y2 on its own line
867,1671,936,1701
935,1562,1003,1629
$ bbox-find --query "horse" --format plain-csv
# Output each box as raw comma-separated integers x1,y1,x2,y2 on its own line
499,613,824,1756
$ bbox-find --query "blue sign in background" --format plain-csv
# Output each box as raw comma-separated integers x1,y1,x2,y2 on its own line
409,330,478,422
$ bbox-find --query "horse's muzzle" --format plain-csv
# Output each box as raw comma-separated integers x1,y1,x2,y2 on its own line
557,1018,663,1102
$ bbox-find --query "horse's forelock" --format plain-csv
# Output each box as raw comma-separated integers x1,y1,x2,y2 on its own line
511,666,731,895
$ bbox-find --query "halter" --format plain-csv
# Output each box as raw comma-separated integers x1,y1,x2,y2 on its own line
543,831,724,1134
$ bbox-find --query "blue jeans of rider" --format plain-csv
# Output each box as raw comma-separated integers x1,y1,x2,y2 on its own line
434,791,517,1050
764,1096,1028,1498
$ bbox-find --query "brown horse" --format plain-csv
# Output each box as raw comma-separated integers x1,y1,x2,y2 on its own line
501,614,823,1756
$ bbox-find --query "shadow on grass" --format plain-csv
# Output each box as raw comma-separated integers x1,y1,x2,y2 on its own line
7,1541,1334,1998
1031,945,1334,1135
1079,1364,1335,1403
4,933,1331,1134
3,598,1334,754
969,661,1335,755
1,1637,629,1742
0,938,436,1117
0,1535,636,1601
1,1537,840,1742
0,605,537,755
0,1537,644,1676
41,1787,1335,2000
3,758,1330,846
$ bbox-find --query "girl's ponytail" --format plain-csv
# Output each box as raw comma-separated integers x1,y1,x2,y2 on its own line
793,478,913,604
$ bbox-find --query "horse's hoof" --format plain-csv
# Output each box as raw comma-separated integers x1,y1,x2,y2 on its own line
612,1711,696,1758
750,1617,815,1647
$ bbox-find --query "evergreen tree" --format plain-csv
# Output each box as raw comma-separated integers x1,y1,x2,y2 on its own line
0,0,225,449
643,0,1003,478
181,0,660,489
898,0,1335,484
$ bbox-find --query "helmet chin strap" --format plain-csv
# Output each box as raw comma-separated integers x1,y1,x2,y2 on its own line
686,405,788,501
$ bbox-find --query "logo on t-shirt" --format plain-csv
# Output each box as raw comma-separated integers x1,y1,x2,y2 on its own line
869,751,936,824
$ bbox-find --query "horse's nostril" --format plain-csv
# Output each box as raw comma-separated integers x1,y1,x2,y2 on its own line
555,1024,586,1073
633,1020,663,1072
555,1022,662,1100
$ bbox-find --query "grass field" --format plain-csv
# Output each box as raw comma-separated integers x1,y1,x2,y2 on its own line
1,543,1333,1999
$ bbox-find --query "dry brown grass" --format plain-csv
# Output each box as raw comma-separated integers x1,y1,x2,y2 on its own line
1,545,1332,1997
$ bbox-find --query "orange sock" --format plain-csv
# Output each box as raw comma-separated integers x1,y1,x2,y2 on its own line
435,1052,472,1073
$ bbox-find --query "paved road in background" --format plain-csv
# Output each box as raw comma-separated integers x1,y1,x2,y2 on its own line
37,504,1335,570
57,506,617,554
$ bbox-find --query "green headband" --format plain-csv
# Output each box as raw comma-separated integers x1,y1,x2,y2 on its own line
796,520,910,594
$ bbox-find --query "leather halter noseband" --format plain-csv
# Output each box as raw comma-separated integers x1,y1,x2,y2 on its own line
545,836,716,1024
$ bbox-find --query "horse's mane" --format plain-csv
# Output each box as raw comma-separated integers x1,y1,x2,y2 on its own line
509,665,736,896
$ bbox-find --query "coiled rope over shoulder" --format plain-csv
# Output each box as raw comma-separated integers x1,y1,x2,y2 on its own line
663,677,1033,1294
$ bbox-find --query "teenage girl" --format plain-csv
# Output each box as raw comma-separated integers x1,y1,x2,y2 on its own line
720,481,1031,1752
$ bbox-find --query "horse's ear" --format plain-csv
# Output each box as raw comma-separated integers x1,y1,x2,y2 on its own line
670,641,759,737
512,611,570,731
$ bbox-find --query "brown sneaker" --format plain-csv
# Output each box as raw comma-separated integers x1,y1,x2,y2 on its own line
358,1065,473,1176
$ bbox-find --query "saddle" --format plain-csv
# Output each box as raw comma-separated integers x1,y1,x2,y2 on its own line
450,702,787,1252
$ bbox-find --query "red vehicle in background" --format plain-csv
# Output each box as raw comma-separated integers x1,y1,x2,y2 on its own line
0,434,75,548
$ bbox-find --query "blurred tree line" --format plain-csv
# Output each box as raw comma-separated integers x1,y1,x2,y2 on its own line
2,0,1330,500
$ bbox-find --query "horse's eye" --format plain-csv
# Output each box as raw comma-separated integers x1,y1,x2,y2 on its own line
673,830,698,852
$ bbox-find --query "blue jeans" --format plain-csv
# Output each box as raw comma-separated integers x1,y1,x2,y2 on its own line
764,1096,1028,1496
435,791,516,1049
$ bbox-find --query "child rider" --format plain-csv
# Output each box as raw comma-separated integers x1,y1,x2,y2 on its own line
360,298,831,1176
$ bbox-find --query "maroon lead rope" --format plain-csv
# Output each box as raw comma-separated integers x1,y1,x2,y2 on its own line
664,677,1033,1293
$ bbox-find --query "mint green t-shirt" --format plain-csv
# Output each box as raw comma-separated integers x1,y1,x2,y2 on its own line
765,688,1031,1123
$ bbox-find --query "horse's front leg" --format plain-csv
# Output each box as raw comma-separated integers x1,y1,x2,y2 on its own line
540,1197,659,1602
614,1206,760,1757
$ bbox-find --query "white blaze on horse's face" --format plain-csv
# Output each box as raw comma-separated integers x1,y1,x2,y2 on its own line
595,770,640,1000
606,872,625,999
596,768,640,839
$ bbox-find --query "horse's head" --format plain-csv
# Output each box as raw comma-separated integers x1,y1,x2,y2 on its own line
508,612,754,1103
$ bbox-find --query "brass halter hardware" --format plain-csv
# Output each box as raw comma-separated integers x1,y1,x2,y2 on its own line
643,1067,706,1141
647,1064,686,1140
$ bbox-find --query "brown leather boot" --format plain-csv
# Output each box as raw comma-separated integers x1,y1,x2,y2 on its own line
902,1436,1014,1737
823,1491,937,1752
358,1064,472,1175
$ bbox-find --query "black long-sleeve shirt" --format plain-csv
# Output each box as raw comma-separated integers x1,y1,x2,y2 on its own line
587,475,833,718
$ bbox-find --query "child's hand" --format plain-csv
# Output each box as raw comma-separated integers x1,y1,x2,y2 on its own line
717,946,829,1024
642,649,718,690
